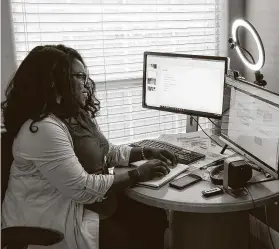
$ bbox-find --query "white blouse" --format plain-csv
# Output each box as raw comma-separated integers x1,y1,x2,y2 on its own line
1,115,132,249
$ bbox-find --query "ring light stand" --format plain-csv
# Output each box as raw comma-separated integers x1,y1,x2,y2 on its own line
228,19,267,87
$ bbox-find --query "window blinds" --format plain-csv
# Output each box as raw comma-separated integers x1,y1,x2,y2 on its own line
11,0,220,144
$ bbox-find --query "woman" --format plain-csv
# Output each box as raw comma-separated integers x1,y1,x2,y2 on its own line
1,45,177,249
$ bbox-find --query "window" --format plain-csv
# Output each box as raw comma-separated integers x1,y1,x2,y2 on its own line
11,0,222,144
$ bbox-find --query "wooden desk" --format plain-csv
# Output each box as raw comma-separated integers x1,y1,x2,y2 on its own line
117,167,279,249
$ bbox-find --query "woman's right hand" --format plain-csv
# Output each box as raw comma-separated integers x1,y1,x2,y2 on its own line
137,159,170,182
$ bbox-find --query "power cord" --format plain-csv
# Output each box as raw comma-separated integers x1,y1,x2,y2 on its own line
244,186,256,209
229,38,267,87
207,106,231,130
190,115,222,147
208,118,221,129
235,34,256,64
239,45,267,87
244,187,259,248
264,204,276,249
238,45,255,64
245,188,276,249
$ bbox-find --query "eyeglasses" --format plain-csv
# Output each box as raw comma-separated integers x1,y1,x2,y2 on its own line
72,71,89,87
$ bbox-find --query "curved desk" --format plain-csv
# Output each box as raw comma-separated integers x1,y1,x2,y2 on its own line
123,168,279,249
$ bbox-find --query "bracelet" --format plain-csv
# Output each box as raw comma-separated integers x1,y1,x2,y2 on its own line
141,147,147,160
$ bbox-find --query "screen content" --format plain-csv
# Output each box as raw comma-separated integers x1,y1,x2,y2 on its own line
221,80,279,173
144,54,226,116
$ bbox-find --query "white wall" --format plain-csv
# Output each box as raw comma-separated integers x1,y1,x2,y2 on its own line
244,1,279,248
244,0,279,94
1,0,17,101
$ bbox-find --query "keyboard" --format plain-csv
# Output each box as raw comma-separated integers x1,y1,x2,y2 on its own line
131,139,205,165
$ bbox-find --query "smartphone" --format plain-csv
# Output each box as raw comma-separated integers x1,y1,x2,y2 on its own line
169,174,202,190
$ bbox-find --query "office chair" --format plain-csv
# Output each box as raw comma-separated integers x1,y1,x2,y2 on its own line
1,131,64,249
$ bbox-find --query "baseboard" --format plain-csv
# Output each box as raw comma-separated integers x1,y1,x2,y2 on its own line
250,214,279,249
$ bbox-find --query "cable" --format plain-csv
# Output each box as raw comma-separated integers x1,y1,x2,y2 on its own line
222,107,230,115
245,187,255,209
244,187,258,248
264,205,276,249
239,46,256,64
236,32,256,64
208,118,221,129
190,115,222,147
207,106,231,130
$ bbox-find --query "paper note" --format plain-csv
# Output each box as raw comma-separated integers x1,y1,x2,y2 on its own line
130,160,189,189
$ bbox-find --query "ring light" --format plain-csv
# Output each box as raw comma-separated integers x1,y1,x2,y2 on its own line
231,19,265,71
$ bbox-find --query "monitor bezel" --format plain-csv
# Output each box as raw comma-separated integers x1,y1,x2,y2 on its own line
142,51,229,119
220,77,279,179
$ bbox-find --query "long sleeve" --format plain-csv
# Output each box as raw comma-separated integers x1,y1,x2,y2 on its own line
106,143,132,167
18,117,114,204
89,116,132,168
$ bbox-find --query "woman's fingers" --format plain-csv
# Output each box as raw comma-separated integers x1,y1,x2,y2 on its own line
153,165,170,175
154,172,165,178
161,150,178,166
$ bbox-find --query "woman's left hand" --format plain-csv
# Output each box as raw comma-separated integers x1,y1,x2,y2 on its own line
143,147,178,166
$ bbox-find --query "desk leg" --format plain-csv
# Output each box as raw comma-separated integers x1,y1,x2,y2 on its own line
169,210,250,249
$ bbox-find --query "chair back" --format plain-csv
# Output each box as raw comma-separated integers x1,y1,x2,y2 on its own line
1,131,14,203
1,131,65,249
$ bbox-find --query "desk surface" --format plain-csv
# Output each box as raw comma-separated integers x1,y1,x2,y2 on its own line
119,132,279,213
119,131,279,249
116,166,279,213
125,172,279,213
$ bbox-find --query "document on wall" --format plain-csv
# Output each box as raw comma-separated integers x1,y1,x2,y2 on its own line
130,160,189,189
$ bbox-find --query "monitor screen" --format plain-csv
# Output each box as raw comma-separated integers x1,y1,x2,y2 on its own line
221,77,279,178
143,52,228,119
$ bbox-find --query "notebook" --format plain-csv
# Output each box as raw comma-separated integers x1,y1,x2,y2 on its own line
130,160,189,189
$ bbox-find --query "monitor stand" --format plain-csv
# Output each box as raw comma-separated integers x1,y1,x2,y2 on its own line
226,188,248,198
186,115,198,133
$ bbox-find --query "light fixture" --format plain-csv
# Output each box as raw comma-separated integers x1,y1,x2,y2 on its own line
230,19,265,71
228,19,266,86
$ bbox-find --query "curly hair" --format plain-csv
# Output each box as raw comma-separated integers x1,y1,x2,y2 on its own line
54,44,100,118
1,44,100,138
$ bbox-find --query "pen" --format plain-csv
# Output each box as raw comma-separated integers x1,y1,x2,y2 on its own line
200,159,224,170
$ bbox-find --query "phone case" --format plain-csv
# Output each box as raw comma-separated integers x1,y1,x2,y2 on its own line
169,174,202,190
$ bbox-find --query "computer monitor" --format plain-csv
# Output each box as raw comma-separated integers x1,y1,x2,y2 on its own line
142,52,228,119
220,76,279,178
